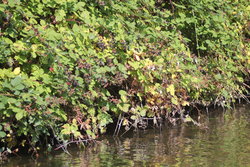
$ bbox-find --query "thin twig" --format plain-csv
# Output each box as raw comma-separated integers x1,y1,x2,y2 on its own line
113,114,121,136
116,117,124,136
192,10,200,57
121,126,132,137
0,93,15,96
54,138,94,151
243,82,250,89
169,0,175,13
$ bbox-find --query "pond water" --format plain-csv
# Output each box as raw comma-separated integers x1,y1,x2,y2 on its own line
2,104,250,167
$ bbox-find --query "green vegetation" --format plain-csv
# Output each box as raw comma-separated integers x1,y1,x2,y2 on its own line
0,0,249,157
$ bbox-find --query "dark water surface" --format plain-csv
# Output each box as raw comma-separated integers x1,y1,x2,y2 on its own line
3,104,250,167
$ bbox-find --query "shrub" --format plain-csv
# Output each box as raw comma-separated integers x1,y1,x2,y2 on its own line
0,0,249,155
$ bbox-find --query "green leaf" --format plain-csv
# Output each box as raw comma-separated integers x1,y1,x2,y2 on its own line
140,110,146,117
86,130,96,139
13,41,26,51
128,61,140,70
119,90,128,102
215,74,222,80
73,24,80,33
89,33,95,39
118,103,130,112
15,84,25,90
0,131,6,138
121,95,127,103
8,0,18,7
55,10,66,22
0,103,5,110
74,2,86,11
11,107,26,120
119,90,127,96
118,64,127,73
131,115,138,120
11,77,22,86
0,4,6,12
15,111,25,120
88,108,96,117
173,2,186,9
98,112,113,126
7,98,16,104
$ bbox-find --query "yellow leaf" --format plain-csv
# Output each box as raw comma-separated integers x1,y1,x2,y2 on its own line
155,26,161,31
167,84,175,96
72,119,77,125
157,58,164,63
171,97,178,105
21,140,26,147
184,115,193,122
171,74,176,79
246,5,250,11
13,67,21,75
122,119,129,126
182,101,189,106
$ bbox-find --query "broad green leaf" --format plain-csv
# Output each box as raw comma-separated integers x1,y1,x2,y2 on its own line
11,107,26,120
4,38,13,44
131,115,137,120
173,2,186,9
88,108,96,117
118,64,127,73
7,98,16,104
0,4,6,12
73,24,80,33
55,10,66,22
118,103,130,112
140,110,146,117
86,130,96,139
0,103,5,110
157,58,164,63
74,2,86,11
11,77,22,86
15,112,24,120
89,33,95,39
15,84,25,90
0,131,6,138
119,90,127,96
119,90,127,102
13,41,26,51
128,61,140,70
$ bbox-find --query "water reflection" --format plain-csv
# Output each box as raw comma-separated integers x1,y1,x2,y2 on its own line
3,104,250,167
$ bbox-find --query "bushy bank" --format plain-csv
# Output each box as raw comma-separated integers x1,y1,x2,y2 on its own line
0,0,249,156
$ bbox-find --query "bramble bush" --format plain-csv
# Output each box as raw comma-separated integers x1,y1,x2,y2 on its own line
0,0,249,156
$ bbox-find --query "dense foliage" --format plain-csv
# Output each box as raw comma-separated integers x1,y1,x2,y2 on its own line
0,0,249,156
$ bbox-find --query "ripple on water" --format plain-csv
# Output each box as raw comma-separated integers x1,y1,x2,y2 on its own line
3,104,250,167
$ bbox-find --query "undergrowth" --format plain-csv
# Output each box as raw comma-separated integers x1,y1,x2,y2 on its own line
0,0,249,158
